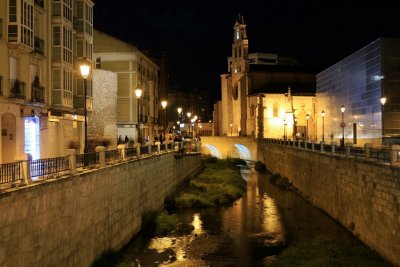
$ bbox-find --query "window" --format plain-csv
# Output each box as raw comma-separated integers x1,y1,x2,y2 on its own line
21,1,34,48
52,69,61,104
9,0,17,22
52,0,61,16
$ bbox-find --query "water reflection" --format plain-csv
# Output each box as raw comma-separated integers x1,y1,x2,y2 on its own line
123,167,355,266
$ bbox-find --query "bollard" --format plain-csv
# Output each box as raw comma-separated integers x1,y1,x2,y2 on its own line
66,149,77,174
134,143,141,158
364,143,373,158
95,146,106,167
304,140,307,149
390,144,400,166
155,141,161,153
320,141,325,153
312,141,315,151
298,140,301,148
117,144,126,160
331,142,337,154
345,142,353,156
148,144,152,155
16,153,32,185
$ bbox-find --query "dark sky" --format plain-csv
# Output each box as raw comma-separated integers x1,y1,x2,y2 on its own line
93,3,400,102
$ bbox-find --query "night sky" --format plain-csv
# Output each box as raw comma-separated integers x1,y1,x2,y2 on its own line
93,2,400,102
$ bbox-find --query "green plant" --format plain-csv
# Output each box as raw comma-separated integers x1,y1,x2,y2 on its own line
255,161,266,172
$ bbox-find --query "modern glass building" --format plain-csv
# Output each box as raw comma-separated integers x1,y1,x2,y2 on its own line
316,38,400,146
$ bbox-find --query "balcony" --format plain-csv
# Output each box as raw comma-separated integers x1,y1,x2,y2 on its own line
34,0,44,8
9,79,26,100
34,36,45,55
31,85,45,103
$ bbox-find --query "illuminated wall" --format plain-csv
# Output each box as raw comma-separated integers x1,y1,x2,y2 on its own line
316,38,400,146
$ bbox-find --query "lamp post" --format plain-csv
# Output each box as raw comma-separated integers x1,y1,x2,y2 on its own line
230,123,233,136
293,117,297,140
177,107,182,134
283,119,287,141
321,110,325,142
187,112,191,135
80,63,90,156
340,105,346,147
306,114,310,141
135,87,142,144
161,100,167,141
381,97,386,146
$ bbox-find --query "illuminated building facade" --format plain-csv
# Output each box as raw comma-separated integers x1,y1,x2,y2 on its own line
93,29,161,143
218,15,316,138
316,38,400,146
0,0,94,163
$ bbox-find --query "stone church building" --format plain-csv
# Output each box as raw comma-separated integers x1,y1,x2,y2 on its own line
216,15,317,140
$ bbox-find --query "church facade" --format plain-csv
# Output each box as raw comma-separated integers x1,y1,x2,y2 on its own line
216,15,316,140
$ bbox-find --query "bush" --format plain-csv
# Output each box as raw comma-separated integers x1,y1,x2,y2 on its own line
255,161,266,172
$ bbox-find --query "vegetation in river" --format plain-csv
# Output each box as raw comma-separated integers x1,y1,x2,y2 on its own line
269,173,292,190
172,156,247,208
255,160,267,172
269,236,392,267
141,210,179,237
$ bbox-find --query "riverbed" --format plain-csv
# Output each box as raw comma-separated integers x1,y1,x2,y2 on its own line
120,165,363,266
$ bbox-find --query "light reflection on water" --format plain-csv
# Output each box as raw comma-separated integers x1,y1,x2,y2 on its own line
123,166,354,266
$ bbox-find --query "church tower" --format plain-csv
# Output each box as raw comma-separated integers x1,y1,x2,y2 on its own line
230,14,250,136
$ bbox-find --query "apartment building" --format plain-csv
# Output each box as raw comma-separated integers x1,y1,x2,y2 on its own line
93,29,161,143
0,0,94,163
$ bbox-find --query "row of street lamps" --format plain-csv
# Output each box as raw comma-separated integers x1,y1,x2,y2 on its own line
176,107,198,137
288,96,387,148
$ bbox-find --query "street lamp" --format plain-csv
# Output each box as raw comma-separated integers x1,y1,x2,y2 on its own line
321,110,325,142
283,119,287,141
161,100,167,141
187,112,191,134
80,63,90,156
381,97,386,146
135,87,142,144
306,114,310,141
177,107,182,134
293,117,298,140
340,105,346,147
230,123,233,136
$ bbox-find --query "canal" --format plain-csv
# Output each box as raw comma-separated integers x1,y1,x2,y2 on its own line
118,164,368,266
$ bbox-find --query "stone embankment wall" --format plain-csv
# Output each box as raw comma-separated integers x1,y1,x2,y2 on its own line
258,143,400,266
0,153,202,267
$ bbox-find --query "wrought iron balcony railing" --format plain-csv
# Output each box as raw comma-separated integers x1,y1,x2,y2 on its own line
34,36,45,55
9,79,26,99
31,85,45,102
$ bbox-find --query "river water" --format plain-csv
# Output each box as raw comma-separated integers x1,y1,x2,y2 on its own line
120,165,356,266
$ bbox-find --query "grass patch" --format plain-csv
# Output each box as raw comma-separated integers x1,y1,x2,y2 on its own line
140,210,179,236
173,157,247,208
270,236,392,267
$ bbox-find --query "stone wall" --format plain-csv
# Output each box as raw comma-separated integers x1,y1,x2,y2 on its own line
90,69,118,149
0,153,202,267
258,143,400,266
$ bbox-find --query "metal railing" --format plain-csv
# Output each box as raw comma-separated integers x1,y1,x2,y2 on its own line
105,149,121,163
31,85,45,102
30,156,69,179
76,152,99,168
0,141,199,188
0,161,23,184
9,79,26,99
34,36,45,55
257,138,400,166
